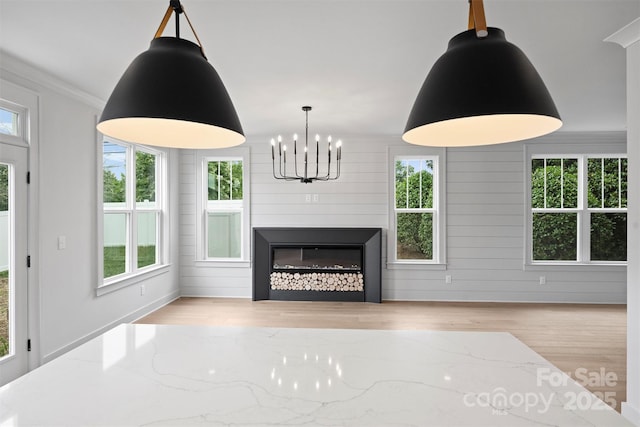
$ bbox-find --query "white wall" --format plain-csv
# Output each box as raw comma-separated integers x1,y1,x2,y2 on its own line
180,133,627,303
606,17,640,427
0,54,181,364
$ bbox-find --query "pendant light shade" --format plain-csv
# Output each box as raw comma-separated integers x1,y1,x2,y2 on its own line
403,3,561,147
97,2,244,149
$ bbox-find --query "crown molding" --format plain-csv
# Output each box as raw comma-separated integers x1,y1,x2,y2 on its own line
0,50,105,110
605,17,640,48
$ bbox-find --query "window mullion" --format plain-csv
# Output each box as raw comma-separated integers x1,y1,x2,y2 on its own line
618,158,622,209
419,160,423,209
543,158,547,209
560,158,564,209
601,158,605,209
229,161,233,201
130,147,137,273
405,161,409,209
580,156,589,262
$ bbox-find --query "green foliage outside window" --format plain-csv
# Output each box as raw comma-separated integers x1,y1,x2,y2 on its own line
102,142,160,279
208,160,242,201
395,160,434,260
0,164,8,211
531,157,626,262
136,151,156,203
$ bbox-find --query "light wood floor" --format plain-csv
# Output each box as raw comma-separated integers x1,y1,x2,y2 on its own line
136,298,627,412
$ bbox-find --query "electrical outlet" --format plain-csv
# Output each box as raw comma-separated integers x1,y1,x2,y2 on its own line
57,236,66,250
445,275,452,284
140,284,146,296
305,194,311,203
539,276,546,285
313,194,319,203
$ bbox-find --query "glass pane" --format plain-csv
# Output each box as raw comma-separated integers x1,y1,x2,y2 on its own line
208,161,219,201
531,159,545,208
104,213,127,278
207,212,241,258
532,213,577,261
136,151,156,207
231,160,243,201
544,159,562,209
103,142,126,205
395,159,433,209
621,158,628,208
602,158,619,208
137,212,157,268
562,159,578,208
0,163,11,358
591,213,626,261
394,160,408,209
396,212,433,260
0,107,19,136
588,158,626,209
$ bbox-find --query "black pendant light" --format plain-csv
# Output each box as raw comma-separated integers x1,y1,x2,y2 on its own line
403,0,561,147
97,1,244,149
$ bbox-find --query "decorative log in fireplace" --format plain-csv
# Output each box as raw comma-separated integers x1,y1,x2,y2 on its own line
253,228,382,303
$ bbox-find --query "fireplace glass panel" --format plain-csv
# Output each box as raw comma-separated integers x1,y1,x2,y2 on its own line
272,247,362,271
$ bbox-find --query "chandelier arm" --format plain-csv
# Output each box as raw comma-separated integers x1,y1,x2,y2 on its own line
293,139,304,179
304,109,309,182
315,139,320,179
279,151,285,178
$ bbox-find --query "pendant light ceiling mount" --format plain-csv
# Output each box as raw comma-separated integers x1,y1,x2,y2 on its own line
403,0,562,147
97,1,244,149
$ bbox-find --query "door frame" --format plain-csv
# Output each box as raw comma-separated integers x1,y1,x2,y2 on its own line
0,77,40,374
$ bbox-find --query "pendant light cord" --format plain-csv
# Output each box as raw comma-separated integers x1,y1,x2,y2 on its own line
468,0,488,38
153,1,207,59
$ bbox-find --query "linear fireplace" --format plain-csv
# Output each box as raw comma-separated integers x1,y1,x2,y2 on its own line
253,228,382,303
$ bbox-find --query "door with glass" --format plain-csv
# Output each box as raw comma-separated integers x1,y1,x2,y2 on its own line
0,141,29,385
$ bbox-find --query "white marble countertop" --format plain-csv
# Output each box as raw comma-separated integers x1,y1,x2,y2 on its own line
0,324,633,426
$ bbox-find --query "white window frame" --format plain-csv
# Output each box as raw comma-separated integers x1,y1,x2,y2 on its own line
525,139,627,267
97,137,169,295
388,146,446,268
195,147,250,266
0,99,28,148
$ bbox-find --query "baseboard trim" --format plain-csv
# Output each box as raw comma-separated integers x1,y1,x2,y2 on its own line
41,290,180,364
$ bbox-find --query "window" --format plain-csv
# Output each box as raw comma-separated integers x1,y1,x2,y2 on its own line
0,98,27,146
530,155,627,263
198,153,249,262
0,107,19,137
102,140,165,283
390,151,444,265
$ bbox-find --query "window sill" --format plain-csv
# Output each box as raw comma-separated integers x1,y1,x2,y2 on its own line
97,264,171,296
524,262,626,272
194,260,251,269
386,262,447,270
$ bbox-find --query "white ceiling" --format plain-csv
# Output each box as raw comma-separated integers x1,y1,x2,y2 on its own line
1,0,638,139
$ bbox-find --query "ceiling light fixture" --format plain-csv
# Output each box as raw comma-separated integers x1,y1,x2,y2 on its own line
271,106,342,183
97,1,244,149
403,0,562,147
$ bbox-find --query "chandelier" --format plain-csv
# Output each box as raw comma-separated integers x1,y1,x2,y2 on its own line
271,106,342,183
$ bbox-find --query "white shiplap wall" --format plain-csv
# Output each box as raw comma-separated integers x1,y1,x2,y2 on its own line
180,132,626,303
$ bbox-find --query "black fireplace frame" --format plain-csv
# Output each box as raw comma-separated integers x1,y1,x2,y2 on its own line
253,227,382,303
